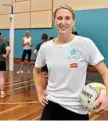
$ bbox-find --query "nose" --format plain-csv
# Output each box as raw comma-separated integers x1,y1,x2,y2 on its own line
61,18,66,24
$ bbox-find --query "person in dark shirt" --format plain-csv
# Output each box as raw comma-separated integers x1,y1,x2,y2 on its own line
0,33,10,98
34,33,49,56
49,36,54,40
34,33,49,89
72,31,78,35
2,36,9,46
72,27,78,35
2,36,10,70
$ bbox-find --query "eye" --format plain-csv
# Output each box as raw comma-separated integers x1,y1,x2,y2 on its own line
65,16,71,20
56,16,63,20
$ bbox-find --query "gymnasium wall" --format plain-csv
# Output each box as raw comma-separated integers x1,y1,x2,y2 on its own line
0,0,108,65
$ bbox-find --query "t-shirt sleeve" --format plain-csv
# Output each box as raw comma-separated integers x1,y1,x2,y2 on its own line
35,44,46,68
85,38,104,66
35,43,41,51
4,41,8,48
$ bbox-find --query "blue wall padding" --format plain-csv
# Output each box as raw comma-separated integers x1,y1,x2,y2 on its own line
0,8,108,64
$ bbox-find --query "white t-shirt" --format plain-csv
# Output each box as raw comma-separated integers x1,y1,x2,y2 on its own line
23,37,32,50
35,36,104,114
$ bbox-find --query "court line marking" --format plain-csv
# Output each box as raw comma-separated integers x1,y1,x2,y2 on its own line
5,78,33,86
33,115,41,120
5,72,33,80
6,80,92,92
0,105,26,114
7,83,34,92
89,112,100,120
13,113,41,120
90,114,100,120
5,79,33,88
5,75,33,81
4,73,99,119
0,100,40,105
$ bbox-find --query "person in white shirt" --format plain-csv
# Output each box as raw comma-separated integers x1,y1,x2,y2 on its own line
17,31,33,74
33,5,108,120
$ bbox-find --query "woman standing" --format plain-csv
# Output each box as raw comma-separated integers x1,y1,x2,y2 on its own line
33,5,108,120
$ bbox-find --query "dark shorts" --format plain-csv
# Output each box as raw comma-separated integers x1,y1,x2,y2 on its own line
21,49,32,62
41,65,48,73
0,61,6,71
41,100,89,120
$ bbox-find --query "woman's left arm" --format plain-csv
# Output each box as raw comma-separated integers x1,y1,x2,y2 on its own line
94,61,108,115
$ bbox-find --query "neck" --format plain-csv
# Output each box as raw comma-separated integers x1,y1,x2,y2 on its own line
56,33,75,44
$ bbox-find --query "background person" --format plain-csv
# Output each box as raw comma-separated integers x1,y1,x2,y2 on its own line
34,33,49,89
33,33,49,56
2,36,9,45
48,36,54,40
0,33,10,98
2,36,10,70
72,27,78,35
17,31,33,74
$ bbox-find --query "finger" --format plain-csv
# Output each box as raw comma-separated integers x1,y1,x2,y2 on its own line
38,97,46,106
41,102,46,106
96,99,101,107
39,99,46,106
96,103,101,110
98,111,107,116
95,110,103,115
95,108,102,114
102,112,108,116
95,107,107,115
42,97,48,104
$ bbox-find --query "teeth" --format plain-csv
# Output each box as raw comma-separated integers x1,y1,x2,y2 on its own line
60,26,66,28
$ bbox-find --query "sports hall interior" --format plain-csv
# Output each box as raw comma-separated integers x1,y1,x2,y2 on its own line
0,0,108,120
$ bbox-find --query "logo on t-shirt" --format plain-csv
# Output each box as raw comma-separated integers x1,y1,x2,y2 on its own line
70,63,78,68
67,48,80,68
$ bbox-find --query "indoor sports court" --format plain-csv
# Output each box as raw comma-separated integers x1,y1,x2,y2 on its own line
0,63,108,120
0,0,108,120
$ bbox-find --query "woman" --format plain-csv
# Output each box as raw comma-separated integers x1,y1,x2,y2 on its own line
33,5,108,120
17,31,33,74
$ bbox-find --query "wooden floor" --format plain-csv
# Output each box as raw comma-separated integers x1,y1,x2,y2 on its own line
0,65,108,120
0,70,43,120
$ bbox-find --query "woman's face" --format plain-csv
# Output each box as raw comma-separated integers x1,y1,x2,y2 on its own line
54,8,75,35
26,32,30,38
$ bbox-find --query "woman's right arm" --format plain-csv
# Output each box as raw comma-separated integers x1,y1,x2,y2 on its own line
33,67,48,106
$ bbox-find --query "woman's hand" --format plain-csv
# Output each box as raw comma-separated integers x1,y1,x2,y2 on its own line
38,91,48,106
95,95,108,115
